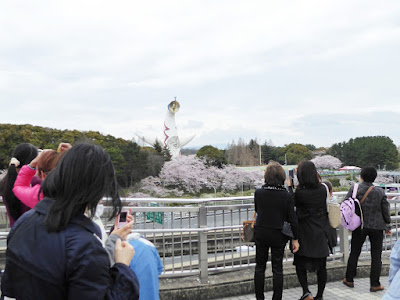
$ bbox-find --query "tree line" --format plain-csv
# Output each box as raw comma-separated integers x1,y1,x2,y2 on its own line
1,123,399,192
327,136,399,170
198,136,399,170
222,139,318,166
0,124,168,188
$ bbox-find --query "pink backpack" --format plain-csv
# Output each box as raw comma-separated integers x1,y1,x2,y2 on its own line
340,184,374,231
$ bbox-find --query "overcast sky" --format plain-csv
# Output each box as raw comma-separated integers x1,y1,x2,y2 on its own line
1,1,400,149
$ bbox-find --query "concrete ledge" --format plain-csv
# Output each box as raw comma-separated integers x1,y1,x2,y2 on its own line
159,259,390,300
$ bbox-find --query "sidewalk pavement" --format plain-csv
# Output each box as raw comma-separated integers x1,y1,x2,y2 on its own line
216,276,389,300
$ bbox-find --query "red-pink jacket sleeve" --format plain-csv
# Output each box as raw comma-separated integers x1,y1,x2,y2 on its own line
13,165,43,209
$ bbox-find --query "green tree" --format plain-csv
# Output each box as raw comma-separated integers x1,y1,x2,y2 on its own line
260,140,283,164
161,147,172,161
196,145,226,168
146,153,165,178
153,140,163,154
0,123,163,187
282,143,312,165
117,141,146,187
398,146,400,168
305,144,316,151
328,136,399,170
150,140,171,161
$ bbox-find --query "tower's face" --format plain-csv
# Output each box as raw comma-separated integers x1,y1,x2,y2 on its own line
167,136,181,153
168,100,180,113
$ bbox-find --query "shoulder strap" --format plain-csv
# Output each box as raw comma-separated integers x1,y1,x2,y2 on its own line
355,199,364,229
360,186,374,205
321,183,330,211
321,183,329,201
355,185,373,230
352,183,359,198
251,211,256,228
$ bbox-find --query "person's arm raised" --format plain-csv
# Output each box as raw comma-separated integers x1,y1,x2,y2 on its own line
12,164,41,208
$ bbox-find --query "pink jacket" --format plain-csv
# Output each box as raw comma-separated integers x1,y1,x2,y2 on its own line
13,165,44,209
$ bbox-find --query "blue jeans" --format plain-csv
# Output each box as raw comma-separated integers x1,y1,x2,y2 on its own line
345,227,384,287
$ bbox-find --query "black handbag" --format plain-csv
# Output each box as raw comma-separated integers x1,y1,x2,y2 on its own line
281,221,294,239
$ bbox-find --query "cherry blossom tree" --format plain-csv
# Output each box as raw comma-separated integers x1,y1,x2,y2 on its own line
311,155,342,169
375,175,393,184
133,155,264,197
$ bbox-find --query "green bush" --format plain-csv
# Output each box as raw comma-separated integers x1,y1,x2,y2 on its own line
345,175,359,182
333,186,350,192
328,177,340,187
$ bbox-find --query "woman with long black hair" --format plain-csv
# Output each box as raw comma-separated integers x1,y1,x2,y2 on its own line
0,143,38,227
1,143,139,299
293,160,331,300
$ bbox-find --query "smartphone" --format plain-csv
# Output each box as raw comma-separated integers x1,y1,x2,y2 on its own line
117,209,129,229
288,169,294,186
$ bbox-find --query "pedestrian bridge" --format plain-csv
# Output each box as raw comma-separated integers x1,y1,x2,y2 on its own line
0,192,399,299
216,276,390,300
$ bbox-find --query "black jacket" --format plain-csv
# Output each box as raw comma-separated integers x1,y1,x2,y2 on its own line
294,184,331,258
1,198,140,300
254,185,298,240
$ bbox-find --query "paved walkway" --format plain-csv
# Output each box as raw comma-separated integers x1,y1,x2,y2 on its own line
216,276,389,300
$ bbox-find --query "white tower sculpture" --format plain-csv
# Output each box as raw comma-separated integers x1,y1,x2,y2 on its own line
139,98,195,158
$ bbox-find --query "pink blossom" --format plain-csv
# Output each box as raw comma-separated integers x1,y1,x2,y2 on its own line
311,155,342,169
135,156,264,197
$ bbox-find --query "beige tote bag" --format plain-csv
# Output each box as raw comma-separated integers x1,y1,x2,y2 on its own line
322,183,341,228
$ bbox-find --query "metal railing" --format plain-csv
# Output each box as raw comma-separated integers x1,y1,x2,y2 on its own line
102,193,400,283
100,197,256,283
1,193,399,284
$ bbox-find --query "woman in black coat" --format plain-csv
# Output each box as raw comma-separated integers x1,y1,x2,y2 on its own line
1,143,139,300
293,161,331,300
254,161,299,300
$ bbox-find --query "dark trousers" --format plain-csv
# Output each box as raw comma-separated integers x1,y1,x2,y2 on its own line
345,227,384,287
254,236,285,300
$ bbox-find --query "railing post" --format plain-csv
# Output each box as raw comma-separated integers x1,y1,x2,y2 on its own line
198,206,209,284
339,226,350,263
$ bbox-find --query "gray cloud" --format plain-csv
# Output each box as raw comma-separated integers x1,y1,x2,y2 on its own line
291,111,400,147
1,1,400,149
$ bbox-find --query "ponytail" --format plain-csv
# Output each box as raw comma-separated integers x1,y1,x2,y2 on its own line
1,165,21,220
0,143,38,223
